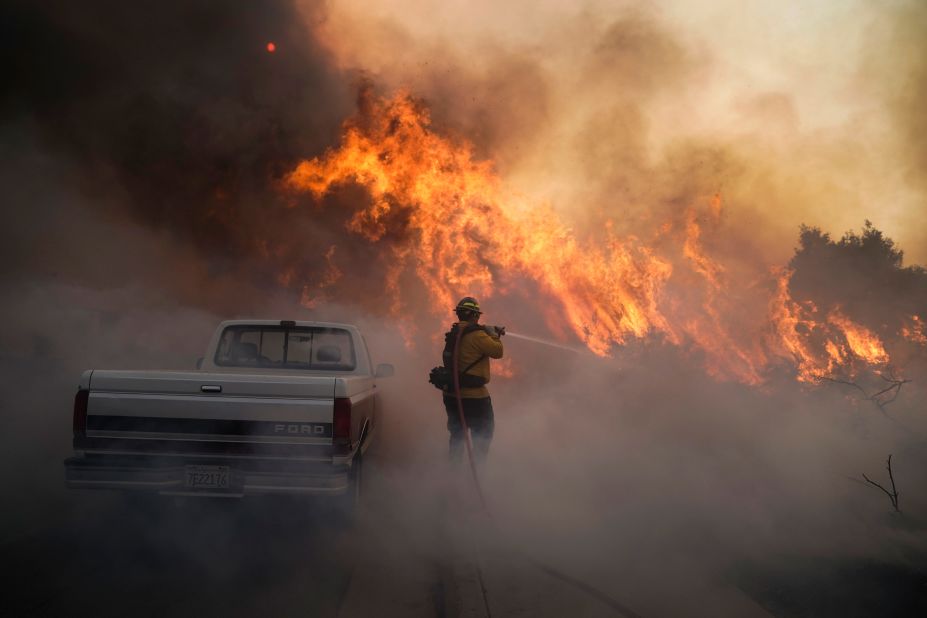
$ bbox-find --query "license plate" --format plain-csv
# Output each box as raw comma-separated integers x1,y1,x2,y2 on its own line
184,465,230,489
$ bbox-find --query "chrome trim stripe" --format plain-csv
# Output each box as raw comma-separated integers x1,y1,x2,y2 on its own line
86,430,331,444
86,414,333,438
75,448,334,462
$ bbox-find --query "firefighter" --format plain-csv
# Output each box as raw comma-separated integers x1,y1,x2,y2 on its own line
443,296,504,463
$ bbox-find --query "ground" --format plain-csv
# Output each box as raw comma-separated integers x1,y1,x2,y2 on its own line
5,451,926,617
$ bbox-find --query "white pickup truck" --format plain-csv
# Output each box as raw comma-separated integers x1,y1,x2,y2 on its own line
64,320,392,505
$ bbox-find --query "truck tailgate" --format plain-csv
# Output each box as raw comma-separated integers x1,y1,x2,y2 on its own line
84,370,336,446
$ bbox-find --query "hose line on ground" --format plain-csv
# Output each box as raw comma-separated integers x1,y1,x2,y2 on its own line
451,326,488,510
450,327,643,618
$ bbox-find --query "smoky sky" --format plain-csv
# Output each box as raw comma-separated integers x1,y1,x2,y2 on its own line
6,1,927,308
1,0,363,300
307,0,927,267
2,6,927,616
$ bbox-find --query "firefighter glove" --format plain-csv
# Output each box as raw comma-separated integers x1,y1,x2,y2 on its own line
484,325,505,338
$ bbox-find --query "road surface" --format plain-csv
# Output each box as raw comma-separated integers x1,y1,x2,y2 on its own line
3,456,655,618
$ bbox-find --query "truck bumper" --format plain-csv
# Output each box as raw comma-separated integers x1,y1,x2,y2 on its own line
64,455,351,497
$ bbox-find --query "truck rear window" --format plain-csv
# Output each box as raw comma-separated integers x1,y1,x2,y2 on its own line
214,326,356,371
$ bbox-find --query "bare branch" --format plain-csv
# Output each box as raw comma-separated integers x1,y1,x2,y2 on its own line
886,454,899,509
871,371,911,408
870,383,900,400
861,455,901,513
817,376,868,396
817,370,910,417
862,473,895,500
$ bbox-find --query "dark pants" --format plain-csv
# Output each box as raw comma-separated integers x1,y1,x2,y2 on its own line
443,395,494,463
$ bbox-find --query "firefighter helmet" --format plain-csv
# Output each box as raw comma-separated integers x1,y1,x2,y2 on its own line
454,296,482,315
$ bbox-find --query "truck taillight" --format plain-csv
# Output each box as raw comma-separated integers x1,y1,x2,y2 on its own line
73,389,89,438
333,397,351,443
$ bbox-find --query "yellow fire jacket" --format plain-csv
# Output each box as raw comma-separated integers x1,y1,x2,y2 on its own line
446,321,504,399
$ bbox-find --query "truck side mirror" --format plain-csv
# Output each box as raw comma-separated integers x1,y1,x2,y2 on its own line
195,357,204,370
375,363,394,378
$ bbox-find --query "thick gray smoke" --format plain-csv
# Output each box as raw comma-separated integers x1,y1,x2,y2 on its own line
2,2,927,617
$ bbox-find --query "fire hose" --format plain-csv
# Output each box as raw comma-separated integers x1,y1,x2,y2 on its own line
451,325,489,510
449,327,642,618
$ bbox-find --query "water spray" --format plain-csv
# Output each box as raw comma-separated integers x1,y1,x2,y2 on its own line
504,330,590,355
504,329,623,369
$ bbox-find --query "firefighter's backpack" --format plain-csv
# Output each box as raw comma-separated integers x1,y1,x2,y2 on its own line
427,323,487,391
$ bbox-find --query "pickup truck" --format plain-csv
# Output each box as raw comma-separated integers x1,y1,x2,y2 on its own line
64,320,392,506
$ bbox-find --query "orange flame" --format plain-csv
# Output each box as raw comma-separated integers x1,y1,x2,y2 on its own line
902,315,927,345
768,270,889,381
677,204,766,384
826,309,889,365
283,89,900,384
769,269,832,382
286,90,674,356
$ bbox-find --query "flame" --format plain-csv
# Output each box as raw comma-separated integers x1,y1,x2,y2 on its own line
676,204,766,384
826,309,889,365
769,269,834,382
283,89,902,384
902,315,927,345
285,89,674,356
768,270,889,381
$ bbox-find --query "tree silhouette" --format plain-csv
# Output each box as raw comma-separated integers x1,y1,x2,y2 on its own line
789,221,927,342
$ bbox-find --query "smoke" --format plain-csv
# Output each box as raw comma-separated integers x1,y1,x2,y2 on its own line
2,1,927,616
483,353,927,615
305,0,927,264
2,0,365,297
860,0,927,258
299,2,927,613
